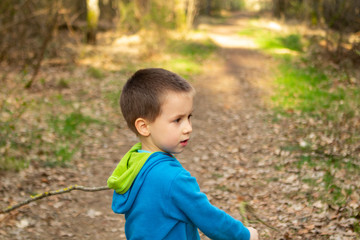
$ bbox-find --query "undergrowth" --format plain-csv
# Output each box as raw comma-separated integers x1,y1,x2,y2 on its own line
45,111,101,166
0,33,217,171
240,20,360,219
0,85,102,171
0,98,30,171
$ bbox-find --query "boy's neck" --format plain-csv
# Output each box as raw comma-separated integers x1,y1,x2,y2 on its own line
139,137,161,153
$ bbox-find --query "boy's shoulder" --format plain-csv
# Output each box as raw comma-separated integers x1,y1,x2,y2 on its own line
147,152,184,171
144,152,188,182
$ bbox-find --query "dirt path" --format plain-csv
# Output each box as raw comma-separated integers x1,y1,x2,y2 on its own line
1,13,339,240
185,13,284,239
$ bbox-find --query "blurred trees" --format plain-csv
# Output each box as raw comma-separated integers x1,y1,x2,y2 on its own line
272,0,360,30
0,0,207,66
0,0,358,85
0,0,205,87
322,0,360,61
271,0,360,63
0,0,61,69
198,0,245,15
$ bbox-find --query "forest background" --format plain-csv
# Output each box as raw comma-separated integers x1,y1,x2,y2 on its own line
1,0,360,239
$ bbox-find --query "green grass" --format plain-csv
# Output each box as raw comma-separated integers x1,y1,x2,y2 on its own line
272,57,360,123
51,144,77,166
293,151,360,206
44,111,101,166
87,66,105,79
102,77,124,112
272,60,345,114
0,107,102,171
278,34,303,52
103,88,122,110
0,157,29,171
162,58,202,79
238,27,259,37
239,27,303,52
322,170,352,206
167,38,218,61
260,34,303,52
0,98,30,171
354,222,360,234
163,38,218,78
48,112,100,140
239,23,360,121
296,155,316,168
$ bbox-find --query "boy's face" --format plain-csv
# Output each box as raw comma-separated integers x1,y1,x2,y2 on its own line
142,91,193,154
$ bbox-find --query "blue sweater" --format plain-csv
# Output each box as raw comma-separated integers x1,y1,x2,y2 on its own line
111,151,250,240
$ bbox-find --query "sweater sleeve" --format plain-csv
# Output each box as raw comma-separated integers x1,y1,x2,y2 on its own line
168,170,250,240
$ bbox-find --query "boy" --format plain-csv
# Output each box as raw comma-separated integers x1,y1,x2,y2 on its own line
107,68,258,240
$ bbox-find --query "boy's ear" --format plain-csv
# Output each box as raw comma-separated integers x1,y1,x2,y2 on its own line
135,118,150,137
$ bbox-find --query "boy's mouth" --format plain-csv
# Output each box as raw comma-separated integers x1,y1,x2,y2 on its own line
180,139,189,146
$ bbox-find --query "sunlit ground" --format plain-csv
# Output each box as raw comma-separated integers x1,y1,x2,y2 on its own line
76,33,142,71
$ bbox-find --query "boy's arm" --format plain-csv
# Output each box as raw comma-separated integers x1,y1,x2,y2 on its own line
168,170,254,240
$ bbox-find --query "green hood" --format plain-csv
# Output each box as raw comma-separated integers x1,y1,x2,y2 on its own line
107,143,152,194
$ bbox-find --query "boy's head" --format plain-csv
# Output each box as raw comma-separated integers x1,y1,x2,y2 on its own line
120,68,195,135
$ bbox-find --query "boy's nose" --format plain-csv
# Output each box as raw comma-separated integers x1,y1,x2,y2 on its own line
183,120,192,134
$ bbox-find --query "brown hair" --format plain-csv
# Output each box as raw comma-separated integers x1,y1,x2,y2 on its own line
120,68,194,134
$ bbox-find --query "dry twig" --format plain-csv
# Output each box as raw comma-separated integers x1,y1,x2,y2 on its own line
239,201,280,232
25,6,59,88
1,185,110,214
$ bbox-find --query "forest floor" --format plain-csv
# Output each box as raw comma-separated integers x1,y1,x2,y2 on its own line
1,12,359,239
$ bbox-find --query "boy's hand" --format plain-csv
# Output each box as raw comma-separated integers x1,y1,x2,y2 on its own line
247,227,258,240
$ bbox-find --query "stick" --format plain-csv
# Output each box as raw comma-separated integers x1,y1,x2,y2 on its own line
245,203,280,232
1,185,110,214
238,201,280,232
238,201,249,227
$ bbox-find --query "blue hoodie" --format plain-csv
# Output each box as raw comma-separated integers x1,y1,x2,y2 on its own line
108,144,250,240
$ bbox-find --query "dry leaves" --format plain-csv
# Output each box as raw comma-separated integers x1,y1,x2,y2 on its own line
1,12,359,240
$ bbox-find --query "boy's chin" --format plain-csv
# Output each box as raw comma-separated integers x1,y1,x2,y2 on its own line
162,147,184,155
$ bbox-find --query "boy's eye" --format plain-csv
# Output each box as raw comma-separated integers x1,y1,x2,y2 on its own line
174,118,181,123
188,114,192,119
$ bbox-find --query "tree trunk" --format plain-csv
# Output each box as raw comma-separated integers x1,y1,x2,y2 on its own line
310,0,321,25
206,0,211,15
175,0,186,30
186,0,197,30
273,0,285,19
86,0,100,45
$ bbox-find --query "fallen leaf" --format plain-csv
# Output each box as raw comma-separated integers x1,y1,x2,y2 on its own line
87,209,102,218
16,218,30,229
